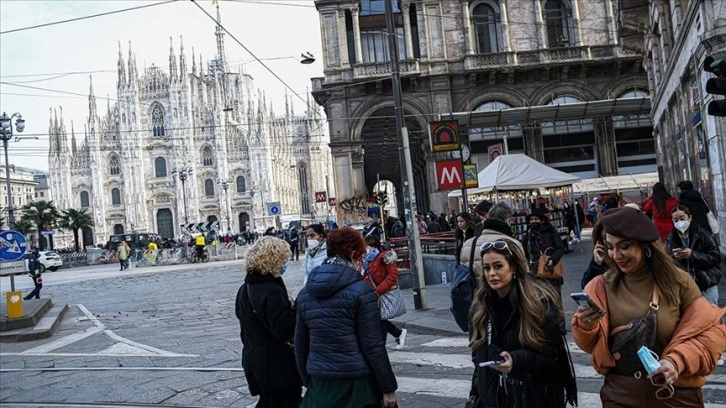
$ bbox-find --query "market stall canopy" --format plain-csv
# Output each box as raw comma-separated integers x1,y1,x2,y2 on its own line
572,172,659,194
448,154,582,197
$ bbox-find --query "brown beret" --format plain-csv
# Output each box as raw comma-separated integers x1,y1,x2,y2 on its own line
601,207,659,242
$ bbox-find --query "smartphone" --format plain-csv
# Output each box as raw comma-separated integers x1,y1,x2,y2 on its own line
570,292,605,314
478,360,505,367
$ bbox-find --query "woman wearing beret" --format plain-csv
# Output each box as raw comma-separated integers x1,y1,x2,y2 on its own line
470,235,577,407
573,207,726,406
295,227,398,408
665,205,722,305
235,236,301,407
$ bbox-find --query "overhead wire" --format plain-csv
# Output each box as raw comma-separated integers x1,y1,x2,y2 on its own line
0,0,179,35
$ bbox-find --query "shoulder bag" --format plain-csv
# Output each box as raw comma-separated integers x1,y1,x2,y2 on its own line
364,264,406,320
609,285,659,373
537,247,564,280
703,198,720,234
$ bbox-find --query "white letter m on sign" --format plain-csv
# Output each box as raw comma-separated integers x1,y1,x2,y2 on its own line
440,167,461,185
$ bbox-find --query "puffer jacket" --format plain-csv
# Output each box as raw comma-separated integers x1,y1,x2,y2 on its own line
295,258,397,393
460,219,514,281
363,251,399,296
665,222,722,291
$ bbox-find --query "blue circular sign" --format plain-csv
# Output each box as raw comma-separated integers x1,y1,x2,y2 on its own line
270,206,280,215
0,230,28,262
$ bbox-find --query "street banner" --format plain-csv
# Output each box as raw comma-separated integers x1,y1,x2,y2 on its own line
435,160,464,190
315,191,327,203
429,120,460,152
464,164,478,188
488,143,504,161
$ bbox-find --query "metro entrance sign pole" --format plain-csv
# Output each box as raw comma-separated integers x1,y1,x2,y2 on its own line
384,0,427,309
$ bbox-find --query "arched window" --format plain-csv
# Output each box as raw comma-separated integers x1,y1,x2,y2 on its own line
236,176,246,193
154,157,167,178
544,0,570,47
201,146,213,166
111,188,122,205
113,224,124,235
472,3,499,53
469,101,524,153
204,179,215,197
152,105,165,136
80,191,90,208
109,155,120,175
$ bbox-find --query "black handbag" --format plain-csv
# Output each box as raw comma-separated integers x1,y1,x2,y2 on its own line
608,285,659,374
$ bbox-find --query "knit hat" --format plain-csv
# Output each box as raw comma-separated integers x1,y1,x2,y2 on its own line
601,207,659,242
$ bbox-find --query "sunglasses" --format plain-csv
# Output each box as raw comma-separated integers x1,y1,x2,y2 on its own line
634,357,674,400
480,241,513,256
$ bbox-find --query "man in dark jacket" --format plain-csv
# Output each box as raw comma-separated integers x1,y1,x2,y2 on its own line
678,180,713,234
24,246,43,300
438,213,451,232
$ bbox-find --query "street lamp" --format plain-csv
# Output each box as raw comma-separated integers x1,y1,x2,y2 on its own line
217,179,232,233
172,166,193,224
0,112,26,229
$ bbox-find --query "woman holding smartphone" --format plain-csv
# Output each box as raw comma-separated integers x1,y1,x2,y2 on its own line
665,205,721,304
469,235,577,408
573,207,726,406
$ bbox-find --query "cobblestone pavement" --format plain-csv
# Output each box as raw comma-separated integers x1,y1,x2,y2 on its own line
1,253,725,407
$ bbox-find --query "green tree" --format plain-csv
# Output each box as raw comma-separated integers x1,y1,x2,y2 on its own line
59,208,94,252
13,218,34,235
21,200,61,250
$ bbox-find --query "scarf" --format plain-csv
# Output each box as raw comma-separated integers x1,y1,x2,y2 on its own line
307,239,325,258
362,248,380,273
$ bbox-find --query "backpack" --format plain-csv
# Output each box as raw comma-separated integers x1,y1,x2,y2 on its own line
450,234,480,332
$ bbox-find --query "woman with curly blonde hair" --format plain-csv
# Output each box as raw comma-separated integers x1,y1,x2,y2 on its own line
235,236,301,407
469,235,577,407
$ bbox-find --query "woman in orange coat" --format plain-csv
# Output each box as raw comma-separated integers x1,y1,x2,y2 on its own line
643,182,680,243
572,207,726,407
362,234,407,349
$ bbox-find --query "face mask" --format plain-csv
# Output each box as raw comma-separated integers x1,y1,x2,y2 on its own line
307,239,319,249
281,262,289,276
530,222,541,231
674,220,690,233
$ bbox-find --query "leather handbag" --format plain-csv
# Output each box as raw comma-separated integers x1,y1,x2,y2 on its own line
364,269,407,320
537,248,564,280
609,285,659,373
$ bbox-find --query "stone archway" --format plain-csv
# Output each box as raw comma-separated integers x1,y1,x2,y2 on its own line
238,212,250,232
360,106,430,215
112,224,124,235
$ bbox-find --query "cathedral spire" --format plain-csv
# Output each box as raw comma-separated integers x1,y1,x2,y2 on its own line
169,36,178,83
179,35,187,81
214,0,227,72
49,107,57,157
117,41,126,89
71,121,78,155
285,89,290,118
58,107,69,154
128,41,138,86
192,46,197,75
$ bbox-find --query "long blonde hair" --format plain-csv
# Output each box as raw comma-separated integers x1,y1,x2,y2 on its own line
469,238,561,350
603,239,693,304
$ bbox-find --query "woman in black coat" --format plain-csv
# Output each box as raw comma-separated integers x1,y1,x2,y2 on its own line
235,236,301,408
455,212,477,264
469,235,577,408
666,205,722,305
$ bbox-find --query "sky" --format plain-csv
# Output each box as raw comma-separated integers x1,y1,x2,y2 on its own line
0,0,325,171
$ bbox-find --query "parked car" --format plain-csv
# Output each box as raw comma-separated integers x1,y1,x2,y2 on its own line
23,251,64,273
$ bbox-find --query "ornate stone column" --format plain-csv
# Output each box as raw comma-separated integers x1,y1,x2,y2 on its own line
352,7,363,63
571,0,584,46
534,0,546,49
403,7,415,59
462,1,473,54
501,0,512,52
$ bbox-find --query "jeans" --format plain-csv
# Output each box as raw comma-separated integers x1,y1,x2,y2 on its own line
702,285,719,305
381,319,402,341
573,223,581,239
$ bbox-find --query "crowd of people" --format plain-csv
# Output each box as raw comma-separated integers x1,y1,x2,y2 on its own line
227,177,725,408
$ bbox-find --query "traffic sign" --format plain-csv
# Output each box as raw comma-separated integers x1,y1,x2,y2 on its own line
267,202,282,216
41,229,57,236
0,260,26,276
0,230,28,262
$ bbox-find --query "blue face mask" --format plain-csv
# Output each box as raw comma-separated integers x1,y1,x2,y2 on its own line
281,262,289,276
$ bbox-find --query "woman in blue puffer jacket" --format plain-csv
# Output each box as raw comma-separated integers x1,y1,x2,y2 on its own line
295,227,398,408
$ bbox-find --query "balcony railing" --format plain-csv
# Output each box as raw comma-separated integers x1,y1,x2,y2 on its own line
464,45,627,71
352,60,420,79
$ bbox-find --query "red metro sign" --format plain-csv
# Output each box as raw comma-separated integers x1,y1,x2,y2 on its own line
435,160,464,190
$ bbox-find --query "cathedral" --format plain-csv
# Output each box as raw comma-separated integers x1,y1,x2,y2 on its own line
47,9,332,247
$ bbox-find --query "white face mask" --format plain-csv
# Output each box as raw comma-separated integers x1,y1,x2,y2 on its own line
307,239,320,249
674,220,690,233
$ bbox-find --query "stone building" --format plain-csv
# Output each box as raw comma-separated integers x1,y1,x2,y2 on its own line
312,0,654,216
48,7,332,248
630,0,725,250
0,165,39,216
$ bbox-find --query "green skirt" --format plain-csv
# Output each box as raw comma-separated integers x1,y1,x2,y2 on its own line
301,376,381,408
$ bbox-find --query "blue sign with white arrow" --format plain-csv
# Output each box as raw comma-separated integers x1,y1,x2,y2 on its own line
267,202,282,216
0,230,28,262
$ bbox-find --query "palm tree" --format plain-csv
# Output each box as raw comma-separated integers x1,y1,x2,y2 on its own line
21,201,61,250
59,208,94,252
